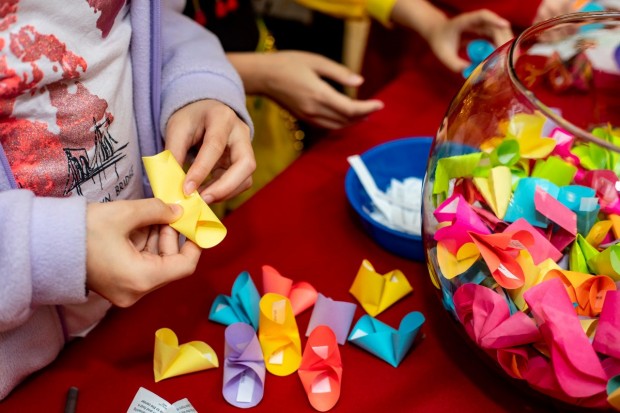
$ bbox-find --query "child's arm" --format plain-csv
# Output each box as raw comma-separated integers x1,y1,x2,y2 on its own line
0,191,88,330
227,51,384,130
159,2,256,203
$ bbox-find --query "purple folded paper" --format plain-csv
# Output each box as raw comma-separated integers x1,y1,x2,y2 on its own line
306,293,357,345
223,322,266,408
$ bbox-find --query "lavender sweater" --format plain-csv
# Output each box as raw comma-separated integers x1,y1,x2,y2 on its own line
0,0,251,400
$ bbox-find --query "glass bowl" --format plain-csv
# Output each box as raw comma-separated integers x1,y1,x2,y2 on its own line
422,12,620,411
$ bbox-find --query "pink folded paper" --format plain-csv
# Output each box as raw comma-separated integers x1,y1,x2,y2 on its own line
504,218,562,264
534,187,577,252
523,278,608,399
593,290,620,359
262,265,318,316
580,170,620,215
434,193,491,254
453,283,540,349
468,230,534,289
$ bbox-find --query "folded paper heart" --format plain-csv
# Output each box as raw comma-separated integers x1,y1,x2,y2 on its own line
223,322,266,408
262,265,318,315
436,241,480,280
453,283,541,350
347,312,425,367
523,278,608,399
153,328,218,382
433,193,491,254
258,293,302,376
305,293,357,345
142,150,226,248
349,259,412,317
298,326,343,412
209,271,260,330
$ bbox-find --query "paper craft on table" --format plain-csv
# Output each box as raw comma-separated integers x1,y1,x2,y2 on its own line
347,154,422,235
209,271,260,330
142,150,226,248
262,265,318,315
298,326,343,412
347,312,425,367
258,293,302,376
126,387,197,413
305,293,357,345
349,259,413,317
523,279,608,399
223,323,266,408
153,328,218,382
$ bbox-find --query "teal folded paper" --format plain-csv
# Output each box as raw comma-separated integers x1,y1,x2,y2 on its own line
347,312,425,367
209,271,260,330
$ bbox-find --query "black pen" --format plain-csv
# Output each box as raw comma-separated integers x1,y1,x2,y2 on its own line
64,386,78,413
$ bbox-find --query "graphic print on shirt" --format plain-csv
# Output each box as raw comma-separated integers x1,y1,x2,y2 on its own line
0,0,140,202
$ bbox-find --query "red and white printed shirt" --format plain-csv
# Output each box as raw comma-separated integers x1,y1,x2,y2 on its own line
0,0,143,202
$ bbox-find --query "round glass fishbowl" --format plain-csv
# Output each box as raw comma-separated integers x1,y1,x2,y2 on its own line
422,12,620,411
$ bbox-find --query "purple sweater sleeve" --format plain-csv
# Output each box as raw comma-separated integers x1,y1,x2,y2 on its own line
158,0,254,137
0,190,88,332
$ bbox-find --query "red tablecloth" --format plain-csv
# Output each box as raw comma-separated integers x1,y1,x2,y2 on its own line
1,69,566,413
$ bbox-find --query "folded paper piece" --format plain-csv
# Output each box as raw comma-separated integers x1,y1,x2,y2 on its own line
468,230,534,289
349,259,413,317
347,312,425,367
298,326,343,412
209,271,260,330
505,113,556,159
258,293,302,376
223,323,266,408
472,165,512,219
142,150,226,248
534,186,577,251
127,387,197,413
433,152,483,196
433,193,491,254
153,328,218,382
523,279,607,399
588,244,620,282
262,265,318,315
504,177,559,227
453,283,540,349
593,291,620,359
504,218,562,264
609,375,620,410
436,241,480,280
306,293,357,345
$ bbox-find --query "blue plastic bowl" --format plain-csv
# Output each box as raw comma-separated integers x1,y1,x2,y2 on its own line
344,137,433,261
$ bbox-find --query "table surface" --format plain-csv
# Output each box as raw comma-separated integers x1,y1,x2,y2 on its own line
1,66,575,413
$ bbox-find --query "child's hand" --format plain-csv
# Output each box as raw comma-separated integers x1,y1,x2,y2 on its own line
427,9,513,73
533,0,574,24
85,199,202,307
165,100,256,203
256,51,384,129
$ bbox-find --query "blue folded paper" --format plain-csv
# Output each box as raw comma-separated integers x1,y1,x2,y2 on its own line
209,271,260,330
347,312,425,367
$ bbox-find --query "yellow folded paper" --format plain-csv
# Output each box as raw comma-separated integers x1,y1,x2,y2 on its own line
153,327,218,382
142,150,226,248
258,293,302,376
349,259,413,317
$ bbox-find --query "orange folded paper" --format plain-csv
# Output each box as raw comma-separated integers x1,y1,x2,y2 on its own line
298,326,342,412
262,265,318,315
